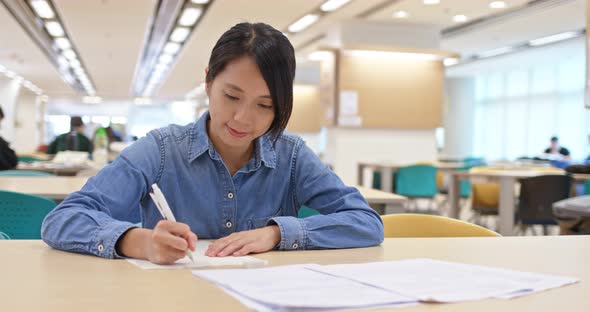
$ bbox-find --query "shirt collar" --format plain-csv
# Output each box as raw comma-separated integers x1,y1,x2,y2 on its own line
188,111,276,169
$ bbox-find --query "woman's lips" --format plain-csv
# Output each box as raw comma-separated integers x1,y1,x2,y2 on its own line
227,125,248,138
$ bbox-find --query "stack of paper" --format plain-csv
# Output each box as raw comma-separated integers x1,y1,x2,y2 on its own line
192,258,578,311
126,240,267,270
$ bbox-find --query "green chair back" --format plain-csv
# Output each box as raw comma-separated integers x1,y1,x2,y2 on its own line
298,206,320,218
584,180,590,195
0,170,54,177
0,190,57,239
457,166,473,198
17,156,42,163
395,165,438,198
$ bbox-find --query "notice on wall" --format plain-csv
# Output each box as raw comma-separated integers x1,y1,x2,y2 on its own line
339,90,358,116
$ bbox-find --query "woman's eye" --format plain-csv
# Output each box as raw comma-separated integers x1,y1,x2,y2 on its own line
224,93,239,101
258,104,273,110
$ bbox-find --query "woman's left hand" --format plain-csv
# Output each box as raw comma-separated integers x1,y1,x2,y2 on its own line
205,225,281,257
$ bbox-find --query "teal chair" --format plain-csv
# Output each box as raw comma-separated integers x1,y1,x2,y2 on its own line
0,190,57,239
298,206,320,218
0,170,54,176
395,164,438,212
584,180,590,195
17,156,42,163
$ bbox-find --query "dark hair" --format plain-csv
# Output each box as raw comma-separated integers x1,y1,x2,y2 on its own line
0,107,4,119
70,116,84,130
551,136,559,142
206,22,296,142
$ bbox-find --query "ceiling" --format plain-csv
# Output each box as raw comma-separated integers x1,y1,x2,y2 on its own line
0,0,585,100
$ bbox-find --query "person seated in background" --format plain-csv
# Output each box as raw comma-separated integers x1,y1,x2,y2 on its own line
46,116,93,154
0,107,18,170
544,136,571,161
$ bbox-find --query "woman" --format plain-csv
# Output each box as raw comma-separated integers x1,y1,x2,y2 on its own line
42,22,383,264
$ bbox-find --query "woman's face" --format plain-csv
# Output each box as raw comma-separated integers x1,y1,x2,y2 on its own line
206,56,275,151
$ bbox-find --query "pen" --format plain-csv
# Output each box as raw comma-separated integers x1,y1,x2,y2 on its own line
149,183,195,263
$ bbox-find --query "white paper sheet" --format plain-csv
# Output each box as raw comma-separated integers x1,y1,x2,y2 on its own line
126,240,268,270
311,258,579,303
193,264,416,310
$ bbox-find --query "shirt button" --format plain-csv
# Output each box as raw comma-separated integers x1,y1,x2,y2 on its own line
292,243,298,249
98,244,104,252
227,192,234,199
225,221,233,228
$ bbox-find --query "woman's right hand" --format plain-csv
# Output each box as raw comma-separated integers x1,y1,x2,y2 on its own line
118,220,198,264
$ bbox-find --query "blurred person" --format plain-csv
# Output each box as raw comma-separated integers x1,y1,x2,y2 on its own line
0,107,18,170
46,116,93,154
544,136,571,161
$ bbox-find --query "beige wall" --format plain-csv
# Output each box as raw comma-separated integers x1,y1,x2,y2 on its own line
286,85,322,133
338,54,443,128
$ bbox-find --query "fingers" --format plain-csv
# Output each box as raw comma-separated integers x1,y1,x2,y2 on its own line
154,220,197,251
233,243,257,256
205,233,239,257
149,245,187,264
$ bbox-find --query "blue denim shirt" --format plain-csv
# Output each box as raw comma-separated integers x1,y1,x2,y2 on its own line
42,112,383,258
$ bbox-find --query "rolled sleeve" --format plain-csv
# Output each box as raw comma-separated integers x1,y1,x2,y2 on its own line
92,222,138,259
268,216,307,250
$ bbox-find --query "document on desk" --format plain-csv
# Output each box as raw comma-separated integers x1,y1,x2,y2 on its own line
126,240,267,270
193,264,417,311
311,258,579,302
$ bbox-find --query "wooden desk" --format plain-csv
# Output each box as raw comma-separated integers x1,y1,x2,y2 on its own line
0,176,88,201
1,236,587,311
17,162,90,176
447,170,563,236
355,185,406,214
0,177,405,212
357,161,464,192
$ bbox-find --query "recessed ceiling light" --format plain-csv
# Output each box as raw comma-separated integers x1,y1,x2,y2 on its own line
443,58,459,66
159,53,174,65
44,21,64,37
190,0,209,3
54,37,71,50
288,14,319,33
476,46,513,58
423,0,440,5
170,27,190,43
489,1,507,9
393,10,409,18
320,0,351,12
178,7,202,26
62,49,77,60
163,42,181,55
528,31,580,46
453,15,468,23
30,0,55,19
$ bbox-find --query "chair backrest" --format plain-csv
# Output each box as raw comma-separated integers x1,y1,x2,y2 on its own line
0,190,57,239
395,165,438,198
0,170,54,177
471,182,500,208
17,156,42,163
381,213,500,238
298,206,320,218
518,175,572,225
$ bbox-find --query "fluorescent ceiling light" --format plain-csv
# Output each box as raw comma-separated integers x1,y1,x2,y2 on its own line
30,0,55,19
190,0,209,3
528,31,580,46
453,15,468,23
82,96,102,104
308,51,333,61
320,0,351,12
5,71,16,79
476,46,513,58
159,54,174,65
443,58,459,66
343,50,442,61
54,37,71,50
134,97,152,105
163,42,181,55
423,0,440,5
288,14,319,33
69,58,81,68
489,1,507,9
0,65,5,73
44,21,64,37
178,7,202,26
62,49,77,60
393,10,409,18
170,27,191,43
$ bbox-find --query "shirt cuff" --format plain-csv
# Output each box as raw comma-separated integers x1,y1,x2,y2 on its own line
92,221,138,259
267,216,307,250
